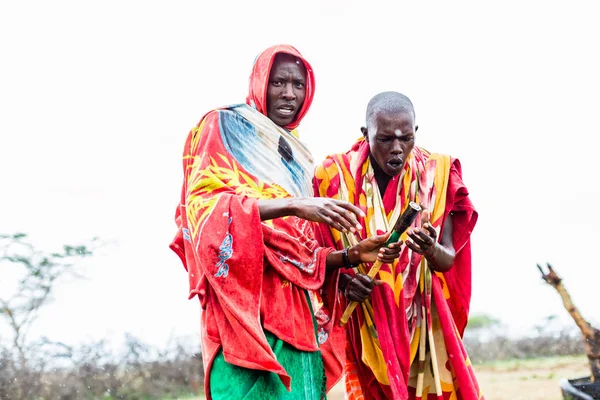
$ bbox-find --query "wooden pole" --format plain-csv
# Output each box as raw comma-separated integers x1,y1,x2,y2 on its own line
537,263,600,382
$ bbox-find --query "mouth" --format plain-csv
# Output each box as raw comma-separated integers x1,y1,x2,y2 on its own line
386,158,404,170
275,103,297,117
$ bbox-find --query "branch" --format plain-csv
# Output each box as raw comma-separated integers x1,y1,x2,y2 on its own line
537,262,600,381
0,299,27,366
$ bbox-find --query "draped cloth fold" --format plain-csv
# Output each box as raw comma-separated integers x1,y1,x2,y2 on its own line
314,138,483,400
170,45,340,399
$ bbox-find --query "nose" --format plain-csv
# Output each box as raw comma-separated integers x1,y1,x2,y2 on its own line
281,83,296,100
390,139,403,154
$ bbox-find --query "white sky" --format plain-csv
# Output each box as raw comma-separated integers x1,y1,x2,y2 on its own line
1,0,600,349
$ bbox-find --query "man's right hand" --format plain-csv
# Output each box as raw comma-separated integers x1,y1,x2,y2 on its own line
291,198,365,233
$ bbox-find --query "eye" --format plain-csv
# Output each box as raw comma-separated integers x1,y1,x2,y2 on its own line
376,137,391,143
294,82,305,89
402,136,414,142
271,80,283,87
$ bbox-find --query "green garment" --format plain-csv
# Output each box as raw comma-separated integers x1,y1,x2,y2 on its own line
210,293,326,399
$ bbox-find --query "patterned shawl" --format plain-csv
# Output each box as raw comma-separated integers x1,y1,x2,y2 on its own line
169,45,338,397
314,138,483,400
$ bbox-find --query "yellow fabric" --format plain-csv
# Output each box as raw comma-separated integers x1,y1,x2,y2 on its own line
315,145,452,388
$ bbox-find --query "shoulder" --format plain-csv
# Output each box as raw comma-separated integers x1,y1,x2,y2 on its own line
194,105,244,131
314,153,343,180
183,107,237,156
191,106,255,141
315,147,355,176
319,138,367,170
446,156,473,207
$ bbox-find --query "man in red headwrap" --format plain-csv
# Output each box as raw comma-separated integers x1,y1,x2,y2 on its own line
169,45,401,399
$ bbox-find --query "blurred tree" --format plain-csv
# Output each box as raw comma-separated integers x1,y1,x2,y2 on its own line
468,313,501,330
0,232,97,368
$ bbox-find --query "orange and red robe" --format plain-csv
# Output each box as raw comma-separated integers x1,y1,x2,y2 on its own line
169,45,347,399
314,138,483,400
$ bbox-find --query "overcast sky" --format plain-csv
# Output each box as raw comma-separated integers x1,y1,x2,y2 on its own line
1,0,599,349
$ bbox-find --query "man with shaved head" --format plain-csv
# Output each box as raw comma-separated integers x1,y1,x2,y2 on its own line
313,92,484,399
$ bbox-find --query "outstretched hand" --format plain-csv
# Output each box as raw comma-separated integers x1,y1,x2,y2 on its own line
292,198,365,233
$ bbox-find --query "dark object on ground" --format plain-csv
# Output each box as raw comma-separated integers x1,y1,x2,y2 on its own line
560,377,600,399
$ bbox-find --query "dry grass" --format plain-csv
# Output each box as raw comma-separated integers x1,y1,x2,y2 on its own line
176,355,591,400
474,355,590,400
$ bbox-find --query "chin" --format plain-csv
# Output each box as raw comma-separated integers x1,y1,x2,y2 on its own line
270,116,293,127
385,169,403,177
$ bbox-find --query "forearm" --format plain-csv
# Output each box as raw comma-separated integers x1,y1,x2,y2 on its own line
258,198,297,221
424,213,456,272
425,243,455,272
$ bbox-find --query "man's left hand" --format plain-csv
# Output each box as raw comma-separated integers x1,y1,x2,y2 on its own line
406,209,438,257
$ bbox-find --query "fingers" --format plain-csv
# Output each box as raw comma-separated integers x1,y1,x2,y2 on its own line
421,221,437,239
419,210,438,241
335,200,366,221
320,214,348,233
406,227,437,255
377,244,401,264
386,240,403,249
319,200,363,233
404,239,423,254
299,199,365,233
407,227,435,247
354,273,376,288
345,274,376,303
373,231,391,245
413,228,435,244
328,204,362,233
421,209,431,225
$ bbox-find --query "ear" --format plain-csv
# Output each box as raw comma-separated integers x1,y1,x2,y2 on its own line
361,126,369,141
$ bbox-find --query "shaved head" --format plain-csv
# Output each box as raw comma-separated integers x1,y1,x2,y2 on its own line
365,91,415,130
361,91,417,179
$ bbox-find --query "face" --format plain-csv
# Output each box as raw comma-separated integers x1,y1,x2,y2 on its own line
362,110,417,177
266,54,307,127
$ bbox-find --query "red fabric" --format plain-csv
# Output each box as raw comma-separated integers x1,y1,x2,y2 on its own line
439,159,478,334
313,140,479,399
318,267,348,391
170,45,331,397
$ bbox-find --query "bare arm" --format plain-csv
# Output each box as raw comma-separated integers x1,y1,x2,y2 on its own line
259,198,402,271
257,198,297,221
424,213,455,272
258,197,365,233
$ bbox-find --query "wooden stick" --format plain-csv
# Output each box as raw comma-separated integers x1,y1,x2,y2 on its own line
339,259,384,325
416,303,427,396
339,202,421,326
537,263,600,382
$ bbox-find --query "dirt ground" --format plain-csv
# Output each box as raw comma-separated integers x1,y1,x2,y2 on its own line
185,355,590,400
324,355,590,400
472,355,590,400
